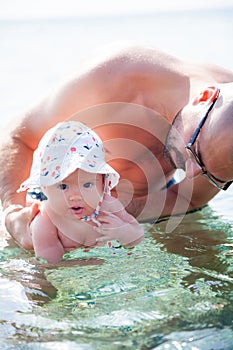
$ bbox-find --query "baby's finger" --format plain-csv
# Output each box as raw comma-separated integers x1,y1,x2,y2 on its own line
93,226,110,235
95,240,105,247
93,226,102,234
96,216,110,224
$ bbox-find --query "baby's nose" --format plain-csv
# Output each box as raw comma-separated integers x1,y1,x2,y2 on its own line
69,188,82,201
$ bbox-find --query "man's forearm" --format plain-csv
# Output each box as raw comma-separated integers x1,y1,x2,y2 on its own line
0,131,33,209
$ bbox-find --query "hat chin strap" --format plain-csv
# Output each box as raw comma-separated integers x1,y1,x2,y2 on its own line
80,174,111,227
80,198,103,228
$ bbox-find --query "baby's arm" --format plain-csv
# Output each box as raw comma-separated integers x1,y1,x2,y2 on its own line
30,209,65,264
95,195,144,247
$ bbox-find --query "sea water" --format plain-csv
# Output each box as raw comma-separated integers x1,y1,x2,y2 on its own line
0,7,233,349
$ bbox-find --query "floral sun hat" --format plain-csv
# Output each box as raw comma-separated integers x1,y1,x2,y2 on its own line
18,121,119,194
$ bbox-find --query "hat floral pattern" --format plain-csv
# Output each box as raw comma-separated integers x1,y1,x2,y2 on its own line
18,121,119,192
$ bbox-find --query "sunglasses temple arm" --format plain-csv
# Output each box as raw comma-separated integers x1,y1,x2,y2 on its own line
186,95,218,148
187,127,201,148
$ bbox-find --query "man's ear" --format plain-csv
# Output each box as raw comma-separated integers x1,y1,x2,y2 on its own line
192,86,219,105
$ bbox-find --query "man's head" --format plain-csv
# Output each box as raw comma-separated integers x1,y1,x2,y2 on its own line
164,85,233,190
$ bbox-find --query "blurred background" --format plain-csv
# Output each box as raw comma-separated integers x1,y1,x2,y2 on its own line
0,0,232,125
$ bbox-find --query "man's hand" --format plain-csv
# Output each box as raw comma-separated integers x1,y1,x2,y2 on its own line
4,202,40,250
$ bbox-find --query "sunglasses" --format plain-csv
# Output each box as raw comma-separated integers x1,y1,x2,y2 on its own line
185,88,232,191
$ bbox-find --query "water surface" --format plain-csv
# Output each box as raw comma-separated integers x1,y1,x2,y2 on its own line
1,200,233,349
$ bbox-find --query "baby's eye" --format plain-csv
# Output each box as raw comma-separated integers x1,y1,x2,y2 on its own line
58,183,68,190
83,182,93,189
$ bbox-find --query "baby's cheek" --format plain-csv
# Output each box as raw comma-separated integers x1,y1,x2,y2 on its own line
48,199,68,215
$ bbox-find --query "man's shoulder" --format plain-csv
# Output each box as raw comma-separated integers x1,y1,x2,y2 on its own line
82,43,179,77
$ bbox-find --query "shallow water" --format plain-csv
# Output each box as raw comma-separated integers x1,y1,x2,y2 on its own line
1,197,233,349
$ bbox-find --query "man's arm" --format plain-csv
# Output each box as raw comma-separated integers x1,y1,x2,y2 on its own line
0,124,34,208
0,123,41,248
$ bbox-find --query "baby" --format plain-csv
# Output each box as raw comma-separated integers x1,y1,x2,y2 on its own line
18,121,144,263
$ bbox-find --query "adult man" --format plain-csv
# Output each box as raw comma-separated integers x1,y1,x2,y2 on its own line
1,44,233,249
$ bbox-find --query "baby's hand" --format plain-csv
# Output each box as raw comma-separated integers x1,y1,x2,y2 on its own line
94,211,144,248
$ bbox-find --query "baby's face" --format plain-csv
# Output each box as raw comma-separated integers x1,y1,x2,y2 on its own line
43,169,104,220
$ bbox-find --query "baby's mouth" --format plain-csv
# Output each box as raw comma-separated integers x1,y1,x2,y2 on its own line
70,206,84,215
